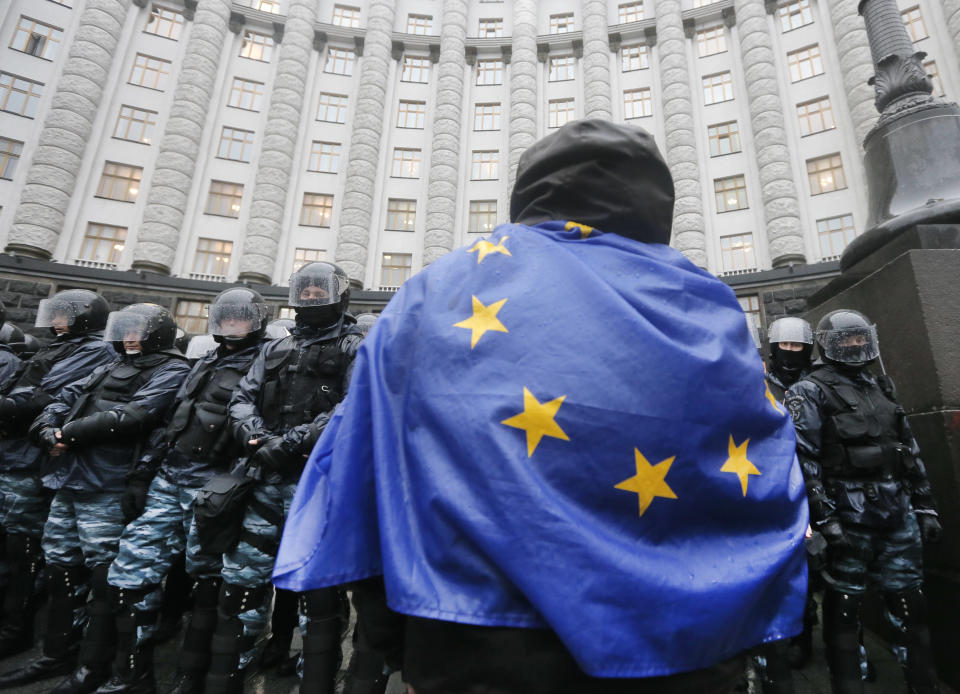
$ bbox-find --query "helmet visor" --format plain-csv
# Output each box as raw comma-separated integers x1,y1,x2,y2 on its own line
104,312,151,343
35,298,81,329
185,334,218,360
818,324,880,364
288,270,348,308
768,317,813,345
207,301,268,337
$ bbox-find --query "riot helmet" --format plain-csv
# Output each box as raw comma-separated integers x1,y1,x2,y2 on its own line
265,318,295,339
14,334,41,359
815,310,880,368
185,334,218,361
35,289,110,336
355,313,378,336
208,287,269,348
767,317,814,377
288,262,350,329
104,304,178,354
0,322,25,347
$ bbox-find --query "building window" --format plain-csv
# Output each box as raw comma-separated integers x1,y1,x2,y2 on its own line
332,5,361,28
623,88,652,119
386,198,417,231
549,55,576,82
902,6,927,42
618,2,644,22
317,92,348,123
0,138,24,180
0,72,43,118
96,162,143,202
817,214,856,257
476,60,504,86
478,18,503,37
696,26,727,57
397,100,426,129
407,14,433,34
248,0,280,12
10,16,63,60
113,105,157,144
205,180,244,217
380,253,412,290
925,60,943,96
778,0,814,32
720,233,756,272
738,295,761,332
324,48,355,76
79,223,127,266
293,248,325,272
240,31,274,61
548,98,575,128
621,44,649,71
402,57,431,83
391,148,422,178
300,193,334,227
217,127,254,162
796,96,835,136
471,151,499,180
474,102,502,130
702,72,734,105
707,121,741,156
714,175,749,212
145,5,184,40
787,44,824,82
174,300,208,334
192,238,233,278
550,13,574,34
468,200,498,234
693,0,722,7
227,78,264,111
308,141,340,173
128,53,171,90
807,153,846,195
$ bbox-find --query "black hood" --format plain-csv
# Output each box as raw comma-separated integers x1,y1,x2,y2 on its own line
509,119,675,244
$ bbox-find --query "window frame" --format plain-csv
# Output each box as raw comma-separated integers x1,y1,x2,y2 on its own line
385,198,417,231
307,140,341,173
787,44,824,82
548,98,575,128
476,59,504,86
707,121,741,156
191,237,233,277
226,77,265,111
397,100,426,129
391,148,422,178
473,102,502,131
623,88,652,119
778,0,814,33
621,44,649,72
468,200,498,234
112,105,158,144
0,137,25,180
702,71,734,105
817,213,857,257
548,55,576,82
144,5,185,41
128,53,172,91
0,72,44,118
239,31,274,61
316,92,348,123
806,153,847,195
299,192,334,228
10,15,63,61
204,180,244,218
95,162,144,203
796,96,836,136
720,233,756,272
714,174,749,213
618,1,644,23
79,223,128,266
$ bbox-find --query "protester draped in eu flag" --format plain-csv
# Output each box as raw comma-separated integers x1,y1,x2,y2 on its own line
273,119,809,694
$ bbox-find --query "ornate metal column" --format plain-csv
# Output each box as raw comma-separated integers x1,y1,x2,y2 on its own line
655,0,707,269
423,0,469,266
582,0,613,120
735,1,806,266
824,0,877,148
508,0,538,187
334,0,395,283
237,0,319,284
132,0,233,274
5,0,133,259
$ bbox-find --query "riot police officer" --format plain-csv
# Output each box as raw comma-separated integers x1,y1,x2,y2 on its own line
205,262,363,694
766,317,814,401
785,310,942,694
0,290,116,665
0,312,23,385
2,304,191,694
102,289,271,694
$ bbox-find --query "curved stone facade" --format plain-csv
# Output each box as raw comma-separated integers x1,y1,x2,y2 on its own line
508,0,539,187
947,0,960,66
826,0,878,148
582,0,613,120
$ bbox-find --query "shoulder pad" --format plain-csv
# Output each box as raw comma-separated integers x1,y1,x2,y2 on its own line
339,332,364,356
263,335,296,371
876,374,898,400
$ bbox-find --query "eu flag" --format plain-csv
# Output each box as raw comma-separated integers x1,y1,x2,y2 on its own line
274,220,808,677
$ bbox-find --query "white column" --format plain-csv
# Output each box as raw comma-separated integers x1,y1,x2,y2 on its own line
825,0,878,149
582,0,613,120
508,0,539,187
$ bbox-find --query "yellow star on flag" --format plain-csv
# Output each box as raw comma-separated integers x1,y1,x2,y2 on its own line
468,236,512,264
501,387,569,457
615,449,678,517
565,221,594,239
721,435,761,497
765,382,785,415
453,296,509,348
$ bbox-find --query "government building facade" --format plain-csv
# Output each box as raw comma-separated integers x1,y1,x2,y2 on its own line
0,0,958,333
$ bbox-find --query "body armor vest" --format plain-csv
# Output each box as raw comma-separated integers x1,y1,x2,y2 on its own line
166,357,251,462
4,338,83,395
260,336,348,432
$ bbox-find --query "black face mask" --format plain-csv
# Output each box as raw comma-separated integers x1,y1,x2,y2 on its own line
774,349,808,373
295,305,341,329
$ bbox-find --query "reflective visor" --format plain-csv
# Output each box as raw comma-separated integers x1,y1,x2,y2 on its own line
104,312,150,343
207,301,267,337
35,298,81,328
288,271,347,308
818,324,880,364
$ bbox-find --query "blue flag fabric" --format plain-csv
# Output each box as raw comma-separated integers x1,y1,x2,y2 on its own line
274,221,808,677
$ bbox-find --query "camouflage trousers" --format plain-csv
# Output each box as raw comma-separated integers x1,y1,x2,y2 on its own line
0,471,52,592
220,480,298,669
824,511,924,595
43,488,126,569
108,472,223,645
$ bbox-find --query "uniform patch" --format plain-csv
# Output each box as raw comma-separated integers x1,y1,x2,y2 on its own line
785,392,804,422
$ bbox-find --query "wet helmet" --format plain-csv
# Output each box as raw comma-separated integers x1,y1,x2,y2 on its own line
265,318,295,339
354,313,378,336
767,317,814,375
208,287,269,347
0,322,25,347
185,334,218,361
288,261,350,328
35,289,110,335
815,310,880,367
104,304,178,354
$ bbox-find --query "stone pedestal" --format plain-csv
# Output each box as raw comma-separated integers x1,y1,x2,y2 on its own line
805,224,960,690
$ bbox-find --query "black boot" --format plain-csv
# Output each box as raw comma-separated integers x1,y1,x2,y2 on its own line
261,587,298,670
0,533,44,658
94,585,158,694
52,564,115,694
0,563,86,686
204,583,268,694
787,592,816,669
822,590,864,694
342,618,389,694
758,640,795,694
301,588,345,694
166,576,221,694
156,555,193,645
885,586,940,694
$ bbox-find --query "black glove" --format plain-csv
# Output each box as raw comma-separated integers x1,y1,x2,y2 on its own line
0,397,17,422
819,519,855,555
36,427,60,451
251,436,293,473
917,515,943,545
121,478,151,522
